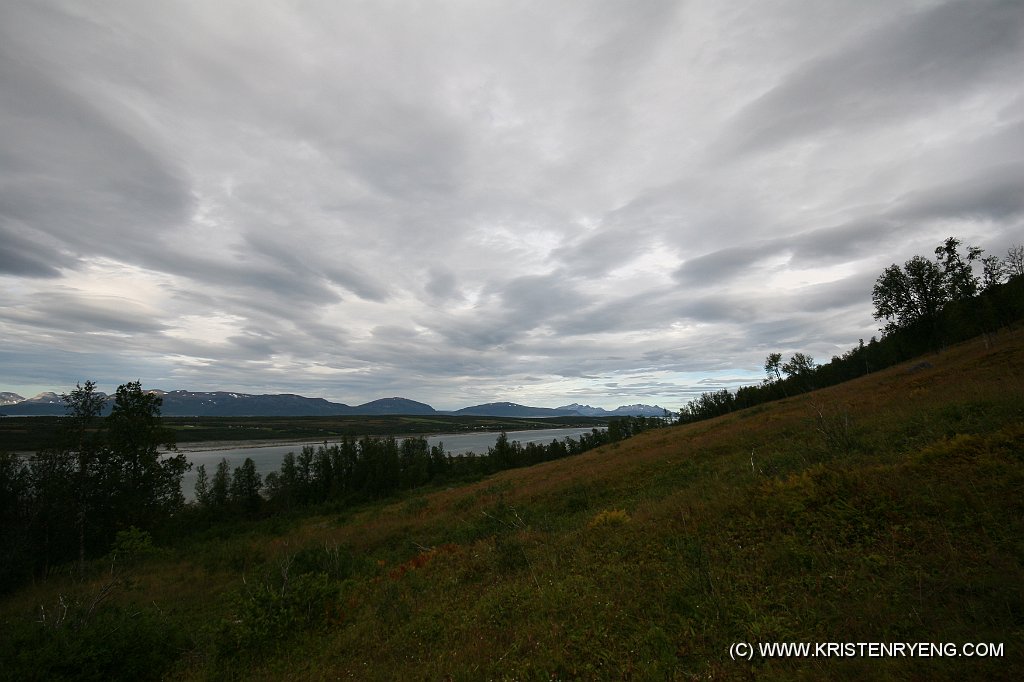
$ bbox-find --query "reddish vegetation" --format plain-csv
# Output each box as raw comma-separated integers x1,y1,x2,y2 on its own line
387,543,461,581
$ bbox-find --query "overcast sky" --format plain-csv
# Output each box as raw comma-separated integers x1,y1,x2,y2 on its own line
2,0,1022,410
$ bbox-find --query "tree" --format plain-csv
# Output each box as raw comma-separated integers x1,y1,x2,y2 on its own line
105,381,189,530
934,236,982,301
211,458,230,508
14,382,109,577
278,452,299,508
194,464,212,508
62,381,107,441
782,353,817,390
1005,244,1024,279
872,256,945,334
678,389,736,423
872,237,985,340
764,352,787,396
489,431,520,469
60,381,107,574
229,458,262,513
981,255,1006,290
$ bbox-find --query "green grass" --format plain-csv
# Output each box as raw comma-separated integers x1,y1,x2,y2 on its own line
2,329,1023,680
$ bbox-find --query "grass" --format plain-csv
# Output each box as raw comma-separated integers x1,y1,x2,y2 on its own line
2,328,1023,679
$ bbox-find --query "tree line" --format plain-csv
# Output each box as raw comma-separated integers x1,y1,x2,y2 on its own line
678,239,1024,424
191,414,670,517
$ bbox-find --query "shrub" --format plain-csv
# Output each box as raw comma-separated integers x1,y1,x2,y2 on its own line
588,509,631,529
811,402,858,458
0,604,186,682
215,568,344,664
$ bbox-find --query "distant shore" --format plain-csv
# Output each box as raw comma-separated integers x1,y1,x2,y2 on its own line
170,438,340,454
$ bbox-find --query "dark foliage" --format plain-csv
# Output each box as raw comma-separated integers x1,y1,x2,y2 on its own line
211,415,671,515
0,382,190,594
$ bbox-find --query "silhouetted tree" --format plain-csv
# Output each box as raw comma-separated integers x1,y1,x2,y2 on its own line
194,463,212,508
981,255,1006,291
872,237,986,347
934,236,982,301
872,255,945,335
764,352,787,396
104,381,189,531
1005,244,1024,279
60,381,106,574
211,458,230,509
229,458,262,513
782,352,817,390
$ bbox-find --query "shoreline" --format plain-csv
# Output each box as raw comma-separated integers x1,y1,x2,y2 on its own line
171,431,478,454
171,424,605,455
10,426,607,457
170,437,344,454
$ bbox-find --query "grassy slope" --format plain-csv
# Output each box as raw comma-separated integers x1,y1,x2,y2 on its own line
3,329,1023,680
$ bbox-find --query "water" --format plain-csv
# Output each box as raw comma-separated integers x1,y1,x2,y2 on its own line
177,427,602,500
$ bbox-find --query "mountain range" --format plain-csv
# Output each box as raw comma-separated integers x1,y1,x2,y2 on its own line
0,390,668,418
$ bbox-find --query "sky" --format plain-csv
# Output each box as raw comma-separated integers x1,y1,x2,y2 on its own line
2,0,1022,411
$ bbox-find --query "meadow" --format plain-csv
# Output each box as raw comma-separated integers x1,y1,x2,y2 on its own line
1,326,1022,680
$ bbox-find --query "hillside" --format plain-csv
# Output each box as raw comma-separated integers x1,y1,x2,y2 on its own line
453,401,579,417
353,397,437,415
2,328,1022,679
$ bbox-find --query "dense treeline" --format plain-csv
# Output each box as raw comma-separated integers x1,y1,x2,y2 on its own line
191,415,669,518
0,382,188,591
678,239,1024,424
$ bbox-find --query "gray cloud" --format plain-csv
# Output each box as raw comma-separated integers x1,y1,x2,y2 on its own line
722,0,1024,157
2,291,167,335
0,31,192,264
892,161,1024,223
1,0,1021,409
674,245,772,287
0,221,76,277
424,267,461,303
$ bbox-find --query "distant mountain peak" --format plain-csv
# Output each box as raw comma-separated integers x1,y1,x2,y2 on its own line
556,403,670,417
454,402,579,417
355,397,436,415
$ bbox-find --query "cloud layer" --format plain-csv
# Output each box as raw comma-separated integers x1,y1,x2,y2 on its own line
2,0,1022,409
